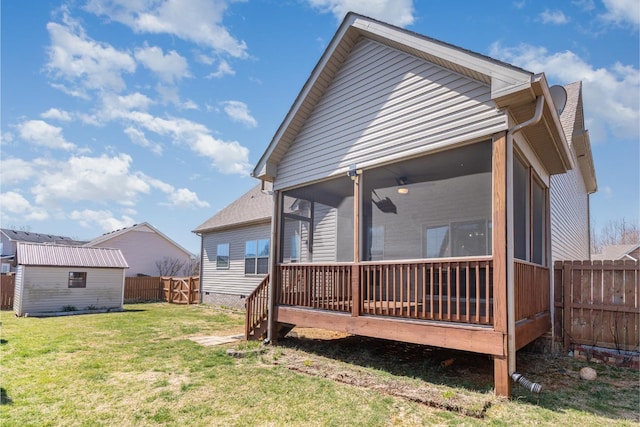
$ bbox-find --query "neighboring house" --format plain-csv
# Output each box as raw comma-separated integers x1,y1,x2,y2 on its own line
592,244,640,261
244,13,597,396
1,228,86,274
13,242,128,316
193,185,273,309
84,222,194,277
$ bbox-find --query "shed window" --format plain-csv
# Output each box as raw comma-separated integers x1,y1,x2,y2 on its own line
245,239,269,275
68,272,87,288
216,243,230,269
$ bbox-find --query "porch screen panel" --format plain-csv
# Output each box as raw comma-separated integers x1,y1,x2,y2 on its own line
281,175,354,263
363,141,493,261
532,178,546,265
513,155,529,261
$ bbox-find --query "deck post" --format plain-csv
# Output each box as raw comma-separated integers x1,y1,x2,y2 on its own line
492,131,512,396
352,172,361,317
267,189,281,343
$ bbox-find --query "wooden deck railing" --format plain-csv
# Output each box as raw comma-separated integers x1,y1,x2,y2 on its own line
245,274,270,340
360,259,494,324
278,264,352,312
276,259,493,325
514,260,550,322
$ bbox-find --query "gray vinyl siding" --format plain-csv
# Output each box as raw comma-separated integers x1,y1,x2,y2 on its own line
201,222,271,297
14,266,124,316
274,38,507,190
312,203,337,262
550,166,591,260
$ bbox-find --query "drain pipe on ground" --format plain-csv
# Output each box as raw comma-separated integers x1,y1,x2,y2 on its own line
505,95,545,392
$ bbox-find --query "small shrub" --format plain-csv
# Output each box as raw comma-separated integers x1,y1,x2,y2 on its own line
62,305,77,312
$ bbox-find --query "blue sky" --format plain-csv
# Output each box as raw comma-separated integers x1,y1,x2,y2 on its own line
1,0,638,254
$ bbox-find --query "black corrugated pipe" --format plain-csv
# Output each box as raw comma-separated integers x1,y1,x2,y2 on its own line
511,372,542,393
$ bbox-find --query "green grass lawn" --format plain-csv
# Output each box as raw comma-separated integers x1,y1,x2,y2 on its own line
0,303,637,426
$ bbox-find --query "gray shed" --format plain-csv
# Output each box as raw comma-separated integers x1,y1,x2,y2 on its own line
14,242,129,316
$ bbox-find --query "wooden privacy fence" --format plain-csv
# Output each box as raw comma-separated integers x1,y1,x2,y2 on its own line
554,260,639,352
124,276,164,302
162,276,199,304
124,276,199,304
1,274,15,310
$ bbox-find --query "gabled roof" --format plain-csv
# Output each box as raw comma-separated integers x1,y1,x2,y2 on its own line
1,228,86,246
253,12,573,183
559,82,597,193
192,185,272,233
592,244,640,261
84,222,193,257
16,242,128,268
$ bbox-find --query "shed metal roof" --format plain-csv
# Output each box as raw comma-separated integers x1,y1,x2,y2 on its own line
16,242,129,268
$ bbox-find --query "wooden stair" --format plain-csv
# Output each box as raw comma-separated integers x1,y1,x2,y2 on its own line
245,275,269,341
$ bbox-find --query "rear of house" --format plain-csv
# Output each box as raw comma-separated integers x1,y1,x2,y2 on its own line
245,13,598,396
14,243,128,316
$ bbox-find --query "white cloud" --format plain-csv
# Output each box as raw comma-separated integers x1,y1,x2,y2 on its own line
31,153,151,207
124,127,163,154
206,59,235,78
69,209,136,232
0,158,36,184
0,192,50,221
109,110,251,174
306,0,415,27
166,188,210,208
134,45,190,83
572,0,595,12
46,14,136,95
99,92,154,121
144,177,210,208
41,108,72,121
489,42,640,141
17,120,76,150
1,132,13,145
84,0,248,58
221,100,257,128
196,52,215,65
601,0,640,27
539,10,569,25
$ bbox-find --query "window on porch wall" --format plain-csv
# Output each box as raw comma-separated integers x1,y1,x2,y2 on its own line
362,141,493,261
513,154,547,266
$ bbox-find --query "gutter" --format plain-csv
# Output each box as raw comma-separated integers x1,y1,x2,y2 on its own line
505,95,544,375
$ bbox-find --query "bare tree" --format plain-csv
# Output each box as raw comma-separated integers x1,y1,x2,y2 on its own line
184,255,201,276
155,257,187,276
591,217,640,254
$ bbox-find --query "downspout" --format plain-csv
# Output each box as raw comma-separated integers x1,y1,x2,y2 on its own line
505,95,545,376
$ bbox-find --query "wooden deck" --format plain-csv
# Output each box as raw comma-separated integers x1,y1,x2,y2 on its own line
245,256,552,396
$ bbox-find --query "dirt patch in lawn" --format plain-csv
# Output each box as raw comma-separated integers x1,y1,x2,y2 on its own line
261,327,640,421
263,328,499,418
